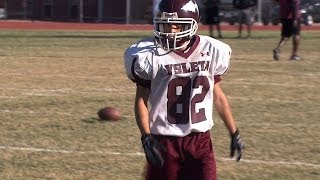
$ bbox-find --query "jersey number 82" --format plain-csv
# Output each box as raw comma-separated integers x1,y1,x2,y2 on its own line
167,76,209,124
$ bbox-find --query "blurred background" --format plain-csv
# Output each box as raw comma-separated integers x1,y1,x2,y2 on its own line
0,0,319,25
197,0,320,26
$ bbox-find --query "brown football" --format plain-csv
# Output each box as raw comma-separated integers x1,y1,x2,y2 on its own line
97,107,121,121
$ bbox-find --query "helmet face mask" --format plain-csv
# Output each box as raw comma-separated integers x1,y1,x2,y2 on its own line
153,0,199,50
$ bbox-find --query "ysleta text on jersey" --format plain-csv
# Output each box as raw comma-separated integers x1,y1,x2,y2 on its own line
164,60,210,75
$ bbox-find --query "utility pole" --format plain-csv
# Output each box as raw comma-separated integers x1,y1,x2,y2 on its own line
4,0,7,19
79,0,83,22
98,0,104,22
23,0,27,19
257,0,262,25
126,0,130,24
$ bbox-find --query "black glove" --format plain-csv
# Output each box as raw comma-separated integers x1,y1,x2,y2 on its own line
230,129,245,161
141,134,165,167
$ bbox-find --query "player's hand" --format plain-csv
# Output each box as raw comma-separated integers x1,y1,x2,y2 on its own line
141,134,165,167
230,129,244,161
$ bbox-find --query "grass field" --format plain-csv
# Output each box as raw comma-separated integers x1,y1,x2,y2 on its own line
0,29,319,179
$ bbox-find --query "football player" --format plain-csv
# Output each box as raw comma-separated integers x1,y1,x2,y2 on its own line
124,0,244,179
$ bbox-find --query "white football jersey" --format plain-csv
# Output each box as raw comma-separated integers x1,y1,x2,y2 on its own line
124,35,231,137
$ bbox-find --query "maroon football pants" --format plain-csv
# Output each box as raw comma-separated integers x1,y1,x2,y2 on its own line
145,131,216,180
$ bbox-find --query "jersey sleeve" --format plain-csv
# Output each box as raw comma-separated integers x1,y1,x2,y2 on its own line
124,40,153,88
214,43,231,75
213,43,232,83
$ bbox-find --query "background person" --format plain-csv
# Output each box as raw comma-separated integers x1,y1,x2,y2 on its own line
124,0,244,179
202,0,222,38
273,0,302,61
233,0,257,38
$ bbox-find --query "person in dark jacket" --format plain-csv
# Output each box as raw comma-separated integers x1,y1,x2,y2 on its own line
203,0,222,38
233,0,257,38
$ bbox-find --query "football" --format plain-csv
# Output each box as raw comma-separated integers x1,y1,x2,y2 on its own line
97,107,122,121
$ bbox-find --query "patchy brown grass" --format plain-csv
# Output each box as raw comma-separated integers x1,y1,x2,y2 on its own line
0,30,319,179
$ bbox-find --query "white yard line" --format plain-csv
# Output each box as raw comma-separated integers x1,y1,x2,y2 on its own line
228,96,300,103
0,87,136,96
0,87,134,92
223,81,317,87
0,73,111,79
0,145,319,168
219,157,320,168
0,96,17,99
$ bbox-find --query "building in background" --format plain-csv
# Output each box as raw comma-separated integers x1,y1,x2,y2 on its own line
0,0,149,23
0,0,5,19
1,0,318,24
